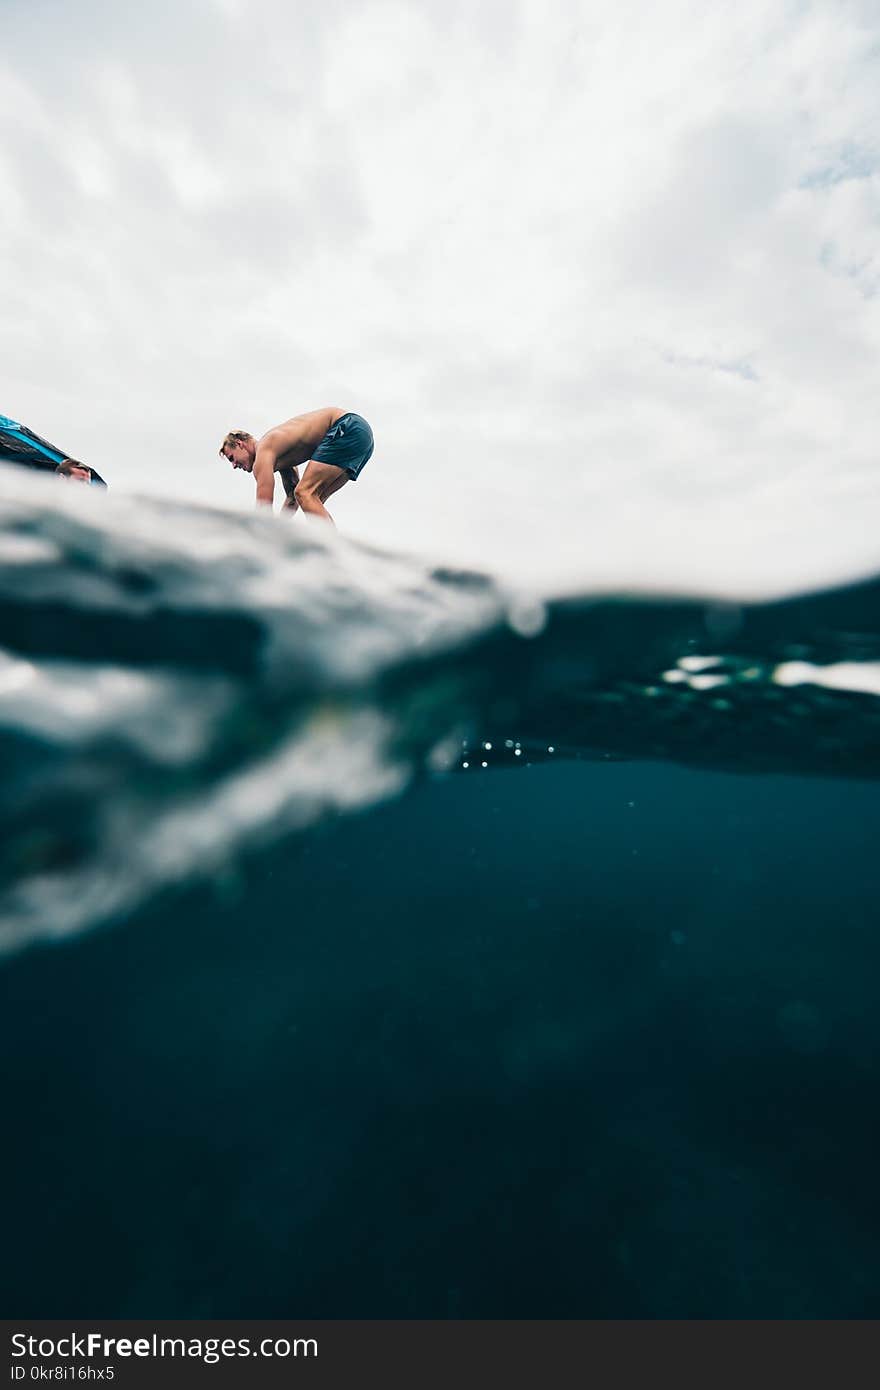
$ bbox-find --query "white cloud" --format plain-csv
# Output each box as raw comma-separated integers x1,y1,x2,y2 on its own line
1,0,878,594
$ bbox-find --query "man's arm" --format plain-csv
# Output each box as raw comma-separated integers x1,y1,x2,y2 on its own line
279,465,300,512
253,441,278,506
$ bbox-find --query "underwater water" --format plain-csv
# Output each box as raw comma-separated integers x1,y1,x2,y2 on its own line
1,470,878,1317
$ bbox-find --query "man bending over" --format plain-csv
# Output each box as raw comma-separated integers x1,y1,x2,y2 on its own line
219,408,374,525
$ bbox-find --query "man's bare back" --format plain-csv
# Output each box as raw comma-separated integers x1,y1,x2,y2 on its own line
219,408,375,524
261,408,346,470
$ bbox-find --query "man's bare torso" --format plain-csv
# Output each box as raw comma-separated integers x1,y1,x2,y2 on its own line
260,407,345,471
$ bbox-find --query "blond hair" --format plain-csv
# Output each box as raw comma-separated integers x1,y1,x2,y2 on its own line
219,430,252,456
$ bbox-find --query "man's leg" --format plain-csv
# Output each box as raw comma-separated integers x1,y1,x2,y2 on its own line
294,460,350,524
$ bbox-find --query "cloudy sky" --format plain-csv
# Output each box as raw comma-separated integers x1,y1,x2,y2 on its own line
1,0,878,595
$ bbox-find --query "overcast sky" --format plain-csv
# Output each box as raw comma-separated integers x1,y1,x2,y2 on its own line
1,0,878,595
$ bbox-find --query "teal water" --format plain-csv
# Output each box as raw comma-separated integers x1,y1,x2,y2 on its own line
1,479,878,1316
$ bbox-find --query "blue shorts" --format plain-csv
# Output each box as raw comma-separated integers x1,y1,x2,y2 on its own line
311,412,374,480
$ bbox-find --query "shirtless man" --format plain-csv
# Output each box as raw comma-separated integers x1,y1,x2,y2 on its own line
219,407,374,524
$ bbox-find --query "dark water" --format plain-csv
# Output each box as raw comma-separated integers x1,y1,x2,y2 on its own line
1,484,878,1316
